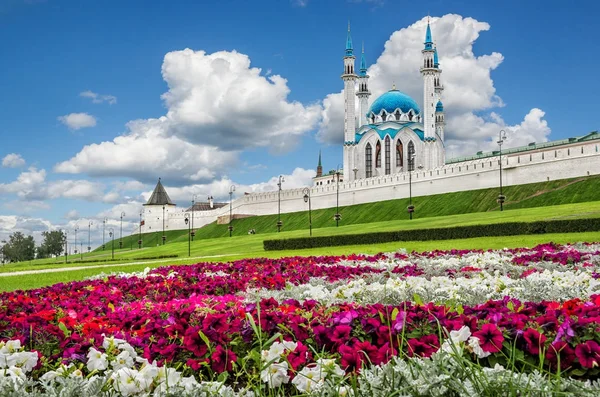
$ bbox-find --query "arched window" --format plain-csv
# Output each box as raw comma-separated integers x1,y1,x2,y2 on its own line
396,140,403,168
408,111,413,121
395,110,401,121
365,143,372,178
375,141,382,168
371,115,375,124
385,136,391,175
408,141,415,171
381,111,387,122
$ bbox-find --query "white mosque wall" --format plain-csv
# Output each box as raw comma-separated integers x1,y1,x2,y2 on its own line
141,140,600,233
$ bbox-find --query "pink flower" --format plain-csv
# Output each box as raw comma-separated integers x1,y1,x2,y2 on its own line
522,328,547,355
407,334,439,358
546,341,575,370
575,340,600,368
472,323,504,353
210,345,236,373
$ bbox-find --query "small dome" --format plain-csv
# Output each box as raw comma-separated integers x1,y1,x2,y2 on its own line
368,90,420,117
435,100,444,112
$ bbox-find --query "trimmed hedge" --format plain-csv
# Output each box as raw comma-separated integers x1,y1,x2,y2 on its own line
263,218,600,251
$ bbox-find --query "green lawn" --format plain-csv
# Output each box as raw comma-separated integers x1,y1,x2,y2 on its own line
2,230,600,292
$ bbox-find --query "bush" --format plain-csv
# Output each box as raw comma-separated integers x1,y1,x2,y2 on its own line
263,218,600,251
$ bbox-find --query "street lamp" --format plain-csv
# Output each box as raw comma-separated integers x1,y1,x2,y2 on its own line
407,154,422,220
162,205,166,245
191,194,199,241
64,230,68,264
138,211,143,249
102,218,107,250
74,225,79,258
497,129,507,211
108,229,115,260
277,175,285,232
228,186,235,237
302,187,312,237
333,164,342,227
184,213,191,257
119,212,125,249
88,221,93,253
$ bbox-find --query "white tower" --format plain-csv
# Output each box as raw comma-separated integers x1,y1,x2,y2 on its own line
420,19,440,141
342,22,357,180
356,42,371,129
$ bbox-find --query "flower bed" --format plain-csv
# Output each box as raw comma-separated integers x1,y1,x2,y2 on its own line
2,244,600,395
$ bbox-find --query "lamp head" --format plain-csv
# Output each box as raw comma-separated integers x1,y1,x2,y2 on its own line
185,218,189,225
303,194,308,203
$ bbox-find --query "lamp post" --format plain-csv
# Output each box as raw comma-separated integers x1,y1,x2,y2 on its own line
333,165,342,227
74,226,79,259
119,212,125,249
64,230,68,264
138,211,143,249
191,194,199,241
497,129,507,211
87,221,93,254
228,185,235,237
302,187,312,237
108,229,114,260
277,175,284,232
407,154,416,220
102,218,107,250
184,213,191,257
162,205,166,245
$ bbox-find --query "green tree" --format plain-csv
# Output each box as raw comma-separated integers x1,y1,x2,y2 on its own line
38,230,66,258
1,232,36,263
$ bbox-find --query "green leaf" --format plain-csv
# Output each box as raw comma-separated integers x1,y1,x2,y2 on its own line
58,322,71,338
391,308,399,322
456,304,464,315
413,293,423,306
507,301,514,311
107,302,115,313
197,330,212,354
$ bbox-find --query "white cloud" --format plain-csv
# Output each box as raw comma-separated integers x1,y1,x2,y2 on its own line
2,153,25,168
291,0,308,7
64,209,80,220
3,200,50,214
317,14,550,156
80,90,117,105
58,112,97,130
0,215,54,245
55,49,321,184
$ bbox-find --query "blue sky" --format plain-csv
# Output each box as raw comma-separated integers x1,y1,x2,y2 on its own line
0,0,598,244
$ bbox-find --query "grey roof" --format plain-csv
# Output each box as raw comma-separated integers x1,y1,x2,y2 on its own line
144,179,175,206
185,202,228,211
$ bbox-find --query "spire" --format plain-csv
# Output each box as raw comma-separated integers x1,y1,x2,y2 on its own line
424,18,433,50
144,178,174,206
318,150,322,167
433,45,439,67
345,21,353,56
359,42,367,76
316,150,323,177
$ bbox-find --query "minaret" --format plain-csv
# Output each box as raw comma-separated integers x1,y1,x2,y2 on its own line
342,22,357,181
433,45,444,104
435,100,445,141
316,150,323,178
357,42,371,128
420,18,439,140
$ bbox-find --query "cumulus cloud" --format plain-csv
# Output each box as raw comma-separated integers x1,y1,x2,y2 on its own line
0,215,55,245
80,90,117,105
55,49,320,184
58,112,97,130
2,153,26,168
64,209,80,220
317,14,550,156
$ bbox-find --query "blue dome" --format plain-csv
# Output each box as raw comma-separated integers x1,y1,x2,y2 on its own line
368,90,421,116
436,100,444,112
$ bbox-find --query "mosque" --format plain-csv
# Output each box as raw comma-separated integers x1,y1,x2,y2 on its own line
314,20,445,185
141,20,600,235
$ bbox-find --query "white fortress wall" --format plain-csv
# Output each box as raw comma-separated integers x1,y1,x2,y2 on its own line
142,140,600,233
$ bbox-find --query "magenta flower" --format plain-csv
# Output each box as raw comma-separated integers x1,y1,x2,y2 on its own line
575,340,600,368
472,323,504,353
522,328,547,355
546,341,576,370
210,345,236,373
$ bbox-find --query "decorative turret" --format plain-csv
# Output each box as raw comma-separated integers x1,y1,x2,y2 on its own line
342,22,357,181
433,46,439,68
420,18,441,140
424,20,433,50
357,42,371,128
316,150,323,178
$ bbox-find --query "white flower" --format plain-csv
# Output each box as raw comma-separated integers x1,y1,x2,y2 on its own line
102,336,128,351
0,340,21,354
337,385,353,397
180,375,200,391
292,365,323,393
6,366,26,381
87,347,108,372
261,361,290,388
39,370,59,382
261,341,297,363
154,367,182,393
316,358,345,377
449,326,471,343
113,368,143,396
468,336,491,358
112,350,134,370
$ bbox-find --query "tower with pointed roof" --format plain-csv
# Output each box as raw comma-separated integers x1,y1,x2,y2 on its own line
316,150,323,178
342,22,357,181
142,178,176,234
357,42,371,128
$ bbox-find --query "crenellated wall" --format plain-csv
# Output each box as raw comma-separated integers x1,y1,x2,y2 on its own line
142,140,600,233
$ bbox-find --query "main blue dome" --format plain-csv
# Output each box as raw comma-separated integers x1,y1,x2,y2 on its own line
368,90,421,116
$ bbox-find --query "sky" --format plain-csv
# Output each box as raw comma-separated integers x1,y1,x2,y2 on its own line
0,0,598,248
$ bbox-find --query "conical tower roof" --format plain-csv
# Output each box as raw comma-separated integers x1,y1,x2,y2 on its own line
144,178,175,206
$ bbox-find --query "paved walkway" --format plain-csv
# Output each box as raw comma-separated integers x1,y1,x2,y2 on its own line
0,254,233,277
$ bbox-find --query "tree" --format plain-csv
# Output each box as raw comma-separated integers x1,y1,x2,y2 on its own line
38,230,66,258
1,232,35,263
